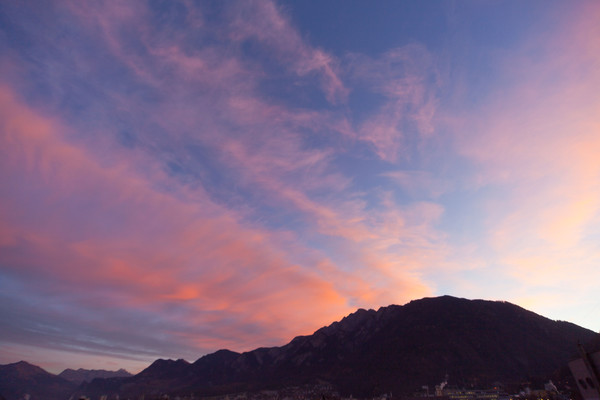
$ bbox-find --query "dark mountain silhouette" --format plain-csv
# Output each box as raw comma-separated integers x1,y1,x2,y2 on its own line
78,296,598,398
58,367,131,384
0,361,76,400
584,333,600,352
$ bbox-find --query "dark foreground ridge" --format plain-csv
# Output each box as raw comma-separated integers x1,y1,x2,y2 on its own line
0,361,76,400
2,296,598,400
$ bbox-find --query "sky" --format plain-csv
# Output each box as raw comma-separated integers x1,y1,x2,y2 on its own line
1,0,599,374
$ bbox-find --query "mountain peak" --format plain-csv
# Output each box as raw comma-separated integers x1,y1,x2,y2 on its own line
137,358,191,379
0,361,76,400
58,367,132,384
2,360,48,377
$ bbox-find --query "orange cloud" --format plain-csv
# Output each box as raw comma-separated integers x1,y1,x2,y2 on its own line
0,86,359,355
1,79,445,364
0,0,465,371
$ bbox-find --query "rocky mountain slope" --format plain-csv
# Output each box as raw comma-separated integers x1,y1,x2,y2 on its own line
0,361,76,400
78,296,598,398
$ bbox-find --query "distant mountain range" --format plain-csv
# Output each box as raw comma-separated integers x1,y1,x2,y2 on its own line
2,296,598,400
58,367,132,384
0,362,131,400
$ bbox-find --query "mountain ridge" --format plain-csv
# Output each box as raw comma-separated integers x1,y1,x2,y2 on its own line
78,296,598,398
2,296,598,400
58,367,132,384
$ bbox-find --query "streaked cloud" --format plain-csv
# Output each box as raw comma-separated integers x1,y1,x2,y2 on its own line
1,0,599,374
0,0,443,372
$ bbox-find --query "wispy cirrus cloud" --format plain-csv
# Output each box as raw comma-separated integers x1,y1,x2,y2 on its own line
7,0,597,375
348,44,440,162
0,84,358,364
226,0,349,103
0,0,449,372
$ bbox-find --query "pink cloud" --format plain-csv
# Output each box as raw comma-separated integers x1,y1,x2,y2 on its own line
227,0,349,103
349,45,440,162
0,79,444,367
0,86,357,355
61,0,445,291
218,132,444,302
446,1,600,322
0,0,460,371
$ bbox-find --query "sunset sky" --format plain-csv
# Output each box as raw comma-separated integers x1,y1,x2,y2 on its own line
1,1,600,374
